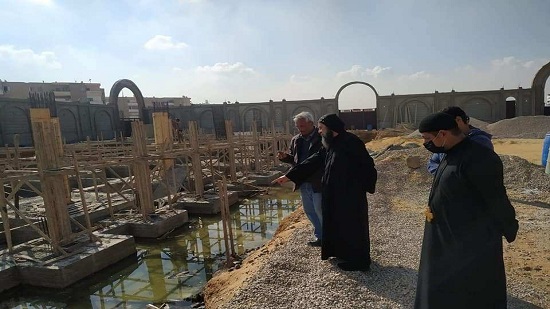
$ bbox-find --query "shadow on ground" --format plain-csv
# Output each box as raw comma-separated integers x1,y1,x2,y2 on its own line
330,260,544,309
510,198,550,210
508,297,545,309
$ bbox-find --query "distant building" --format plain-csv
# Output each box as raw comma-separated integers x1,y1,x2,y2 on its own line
0,80,106,104
109,96,192,119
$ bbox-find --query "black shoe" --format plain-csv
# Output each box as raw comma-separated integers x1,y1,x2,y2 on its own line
337,262,370,271
307,239,322,247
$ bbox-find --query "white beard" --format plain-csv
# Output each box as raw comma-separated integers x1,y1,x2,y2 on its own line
322,136,330,149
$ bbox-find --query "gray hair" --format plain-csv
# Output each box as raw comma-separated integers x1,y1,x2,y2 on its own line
293,111,314,123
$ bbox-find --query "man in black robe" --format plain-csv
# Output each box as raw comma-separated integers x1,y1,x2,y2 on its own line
273,113,377,271
415,112,519,309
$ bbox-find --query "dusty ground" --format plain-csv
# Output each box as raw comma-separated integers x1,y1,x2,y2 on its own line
493,139,547,164
365,136,545,165
204,137,549,308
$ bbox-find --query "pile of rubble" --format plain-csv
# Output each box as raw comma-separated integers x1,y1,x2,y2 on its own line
486,116,550,139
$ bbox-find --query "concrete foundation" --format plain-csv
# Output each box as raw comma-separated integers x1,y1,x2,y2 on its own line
81,177,131,193
0,256,18,293
247,171,283,186
129,209,188,238
178,191,239,215
2,194,135,246
204,180,263,198
97,207,189,238
0,234,136,292
105,165,132,178
69,197,135,227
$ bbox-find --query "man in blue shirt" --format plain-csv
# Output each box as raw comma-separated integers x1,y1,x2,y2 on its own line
277,112,323,246
427,106,494,175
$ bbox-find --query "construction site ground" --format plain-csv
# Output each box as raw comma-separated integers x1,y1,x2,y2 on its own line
203,135,550,309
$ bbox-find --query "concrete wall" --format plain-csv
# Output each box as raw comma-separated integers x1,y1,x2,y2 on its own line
0,86,543,145
0,98,118,146
375,87,538,129
145,98,338,133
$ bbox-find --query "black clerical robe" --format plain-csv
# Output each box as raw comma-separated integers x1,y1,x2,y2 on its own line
415,138,519,309
286,131,377,265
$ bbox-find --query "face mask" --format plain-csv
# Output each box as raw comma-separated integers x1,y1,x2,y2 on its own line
423,132,447,153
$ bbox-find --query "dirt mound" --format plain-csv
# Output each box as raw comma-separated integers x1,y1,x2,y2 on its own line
375,128,412,139
204,208,307,309
274,206,306,235
348,130,377,143
374,146,549,203
366,136,424,153
487,116,550,139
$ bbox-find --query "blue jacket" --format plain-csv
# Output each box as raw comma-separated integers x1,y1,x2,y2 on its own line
427,127,494,175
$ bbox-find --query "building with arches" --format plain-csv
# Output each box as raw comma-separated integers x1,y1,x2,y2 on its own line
0,62,548,145
0,98,117,146
372,62,550,128
143,98,338,135
374,86,541,129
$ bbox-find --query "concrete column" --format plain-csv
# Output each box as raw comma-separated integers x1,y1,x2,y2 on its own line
252,122,261,172
517,88,524,116
225,120,237,181
0,180,13,252
131,121,154,217
189,121,204,196
30,109,74,250
152,112,174,172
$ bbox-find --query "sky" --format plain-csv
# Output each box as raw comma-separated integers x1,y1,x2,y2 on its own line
0,0,549,109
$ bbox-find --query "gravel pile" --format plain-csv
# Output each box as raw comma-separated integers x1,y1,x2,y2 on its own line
406,130,421,138
219,196,424,309
500,155,550,202
209,148,549,309
486,116,550,139
468,117,490,130
407,117,490,138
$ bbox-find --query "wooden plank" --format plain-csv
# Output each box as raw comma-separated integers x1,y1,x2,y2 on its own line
131,121,154,217
0,181,13,252
3,198,67,255
29,108,51,122
153,112,174,173
189,121,204,196
72,154,94,241
225,120,237,181
31,120,74,251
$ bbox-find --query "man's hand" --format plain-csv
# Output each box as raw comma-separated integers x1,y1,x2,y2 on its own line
277,151,290,160
272,175,290,185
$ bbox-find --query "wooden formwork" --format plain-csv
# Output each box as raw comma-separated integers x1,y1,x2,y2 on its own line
0,113,293,259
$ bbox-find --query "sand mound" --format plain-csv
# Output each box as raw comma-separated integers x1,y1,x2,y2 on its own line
365,136,423,153
348,130,377,143
204,208,308,309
